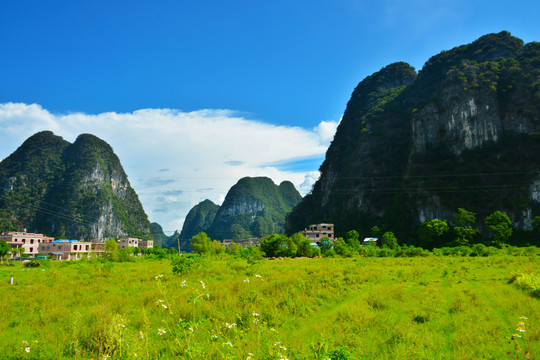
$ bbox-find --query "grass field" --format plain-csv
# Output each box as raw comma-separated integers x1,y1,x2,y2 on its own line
0,254,538,359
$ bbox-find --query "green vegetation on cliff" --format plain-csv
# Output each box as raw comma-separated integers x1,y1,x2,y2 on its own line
0,132,150,240
208,177,302,240
178,177,302,247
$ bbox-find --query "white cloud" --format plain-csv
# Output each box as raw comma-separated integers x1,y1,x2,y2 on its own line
299,171,321,194
315,119,340,145
0,102,338,234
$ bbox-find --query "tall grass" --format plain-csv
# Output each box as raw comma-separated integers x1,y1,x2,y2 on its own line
0,254,538,359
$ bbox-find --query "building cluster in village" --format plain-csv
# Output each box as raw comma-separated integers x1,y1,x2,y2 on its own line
1,223,377,260
223,223,376,249
0,231,153,261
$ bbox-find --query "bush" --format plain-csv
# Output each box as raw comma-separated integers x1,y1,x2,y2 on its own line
171,254,206,275
322,249,337,258
470,243,489,257
358,245,378,257
509,272,540,298
395,245,428,257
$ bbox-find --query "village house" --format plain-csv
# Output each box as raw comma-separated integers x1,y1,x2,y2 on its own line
0,231,54,259
38,239,92,260
300,223,335,246
117,237,140,249
138,239,154,249
117,237,154,250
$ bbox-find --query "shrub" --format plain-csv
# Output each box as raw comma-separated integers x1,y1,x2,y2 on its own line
509,272,540,298
171,253,206,275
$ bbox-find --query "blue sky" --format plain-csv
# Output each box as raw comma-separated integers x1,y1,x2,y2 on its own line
0,0,539,233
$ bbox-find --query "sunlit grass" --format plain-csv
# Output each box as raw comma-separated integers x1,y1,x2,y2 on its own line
0,254,538,359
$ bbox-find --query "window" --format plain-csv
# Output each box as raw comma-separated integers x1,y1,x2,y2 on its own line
31,239,34,244
30,247,33,253
22,239,26,243
74,245,78,250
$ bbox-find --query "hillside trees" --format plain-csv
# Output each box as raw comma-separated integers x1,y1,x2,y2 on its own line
381,232,399,250
191,232,225,255
418,219,450,248
259,234,288,257
104,238,119,261
453,208,480,246
485,211,513,247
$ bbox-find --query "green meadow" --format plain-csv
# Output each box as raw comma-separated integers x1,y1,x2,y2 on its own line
1,255,538,359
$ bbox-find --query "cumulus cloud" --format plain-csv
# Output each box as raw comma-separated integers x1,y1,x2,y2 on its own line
299,171,321,194
315,119,340,145
0,102,338,233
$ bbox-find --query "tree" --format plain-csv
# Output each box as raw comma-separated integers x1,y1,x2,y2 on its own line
225,242,243,255
104,239,119,261
0,240,10,264
293,234,314,257
333,237,353,257
345,230,361,251
191,232,213,254
418,219,449,248
371,226,382,238
381,232,399,250
317,236,333,255
212,240,226,254
453,208,479,246
485,211,512,247
118,246,134,262
260,234,287,258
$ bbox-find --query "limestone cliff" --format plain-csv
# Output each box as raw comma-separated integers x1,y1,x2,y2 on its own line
287,31,540,238
178,177,302,245
0,131,151,240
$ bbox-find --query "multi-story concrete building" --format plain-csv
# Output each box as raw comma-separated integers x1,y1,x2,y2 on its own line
117,237,154,250
299,223,335,245
138,240,154,249
0,231,54,259
38,239,92,260
117,237,140,249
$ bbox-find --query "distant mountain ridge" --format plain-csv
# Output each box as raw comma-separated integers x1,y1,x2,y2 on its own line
287,31,540,238
178,177,302,247
0,131,151,240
